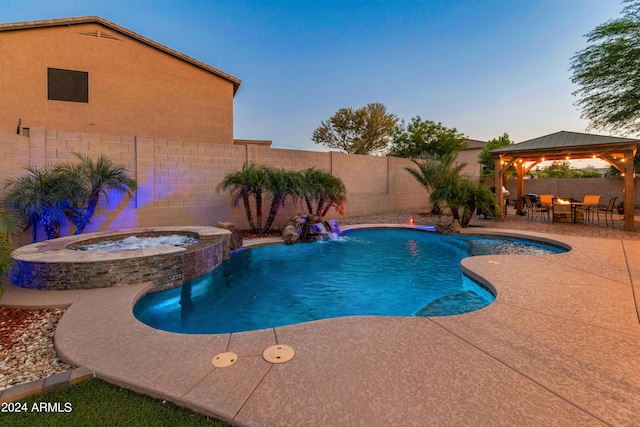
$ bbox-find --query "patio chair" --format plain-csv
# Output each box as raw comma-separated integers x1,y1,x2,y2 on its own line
597,196,617,226
524,195,550,221
539,194,554,209
582,195,601,224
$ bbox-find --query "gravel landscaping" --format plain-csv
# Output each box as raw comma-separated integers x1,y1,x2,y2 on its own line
0,307,71,391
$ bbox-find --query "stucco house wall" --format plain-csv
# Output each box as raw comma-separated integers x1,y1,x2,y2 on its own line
457,139,486,183
0,17,240,144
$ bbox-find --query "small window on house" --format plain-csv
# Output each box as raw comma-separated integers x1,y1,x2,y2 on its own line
47,68,88,103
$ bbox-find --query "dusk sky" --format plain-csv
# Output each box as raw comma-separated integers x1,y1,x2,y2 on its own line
0,0,627,152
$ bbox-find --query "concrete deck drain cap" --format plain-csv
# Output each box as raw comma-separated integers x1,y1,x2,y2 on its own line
212,352,238,368
263,344,295,364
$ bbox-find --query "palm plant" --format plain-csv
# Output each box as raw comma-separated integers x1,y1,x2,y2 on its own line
3,154,137,241
0,206,19,299
301,168,324,214
301,168,347,217
428,171,466,222
406,152,494,227
430,176,495,227
63,153,137,234
217,163,269,233
405,152,465,215
219,165,346,233
262,167,304,233
3,165,77,242
460,183,496,226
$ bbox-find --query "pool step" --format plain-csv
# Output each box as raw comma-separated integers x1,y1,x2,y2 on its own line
414,291,488,317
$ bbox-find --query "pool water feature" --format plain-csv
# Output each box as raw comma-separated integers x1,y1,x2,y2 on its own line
134,228,566,334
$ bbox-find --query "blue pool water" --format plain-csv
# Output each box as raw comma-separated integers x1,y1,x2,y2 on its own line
134,228,565,334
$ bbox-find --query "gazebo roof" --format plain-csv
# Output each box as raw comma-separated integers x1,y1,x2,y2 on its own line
489,130,639,231
490,131,640,160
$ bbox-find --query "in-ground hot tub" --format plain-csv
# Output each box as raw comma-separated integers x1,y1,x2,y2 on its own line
10,226,231,291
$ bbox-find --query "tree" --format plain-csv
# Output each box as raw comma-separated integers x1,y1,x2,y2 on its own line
219,166,347,233
406,153,495,227
389,117,467,158
570,1,640,134
575,167,605,178
217,163,268,234
430,175,495,227
311,102,398,155
63,153,137,235
531,161,604,178
3,154,137,242
3,165,77,242
300,168,347,217
262,167,304,233
405,152,464,215
459,182,496,226
218,165,308,234
0,207,19,299
478,133,515,183
532,161,574,178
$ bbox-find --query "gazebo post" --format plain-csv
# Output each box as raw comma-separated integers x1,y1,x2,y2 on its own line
516,161,525,215
624,148,635,231
495,158,504,220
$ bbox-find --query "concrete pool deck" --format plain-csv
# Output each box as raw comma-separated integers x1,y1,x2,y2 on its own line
2,220,640,425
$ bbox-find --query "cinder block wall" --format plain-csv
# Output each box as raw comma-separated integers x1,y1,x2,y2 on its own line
0,130,30,178
0,127,433,243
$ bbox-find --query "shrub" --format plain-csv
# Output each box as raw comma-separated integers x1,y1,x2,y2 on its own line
300,168,346,217
407,153,495,227
218,165,347,233
3,155,136,242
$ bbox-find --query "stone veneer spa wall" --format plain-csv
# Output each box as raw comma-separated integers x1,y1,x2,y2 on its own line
10,227,231,291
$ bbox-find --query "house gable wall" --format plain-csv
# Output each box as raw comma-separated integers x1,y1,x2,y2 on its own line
0,22,234,144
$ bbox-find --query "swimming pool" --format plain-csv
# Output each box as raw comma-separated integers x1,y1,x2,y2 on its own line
134,228,565,334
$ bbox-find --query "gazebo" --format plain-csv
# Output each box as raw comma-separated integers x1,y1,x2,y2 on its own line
490,131,640,231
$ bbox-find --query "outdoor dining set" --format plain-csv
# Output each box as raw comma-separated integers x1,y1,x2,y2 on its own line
522,194,618,226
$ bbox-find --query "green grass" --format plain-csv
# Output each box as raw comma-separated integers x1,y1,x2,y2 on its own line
2,378,231,427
